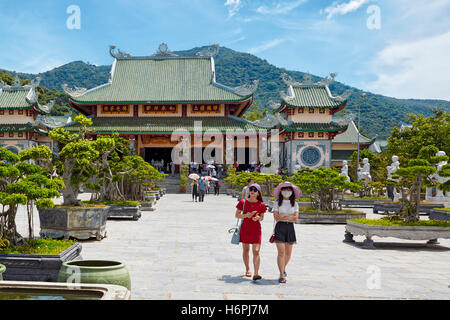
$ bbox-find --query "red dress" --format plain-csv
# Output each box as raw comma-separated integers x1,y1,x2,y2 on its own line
236,199,267,244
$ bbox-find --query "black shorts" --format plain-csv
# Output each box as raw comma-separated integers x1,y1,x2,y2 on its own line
274,221,296,244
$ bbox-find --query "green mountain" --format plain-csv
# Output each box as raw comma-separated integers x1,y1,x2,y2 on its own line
2,46,449,138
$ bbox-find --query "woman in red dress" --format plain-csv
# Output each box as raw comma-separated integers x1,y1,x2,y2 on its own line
235,183,267,281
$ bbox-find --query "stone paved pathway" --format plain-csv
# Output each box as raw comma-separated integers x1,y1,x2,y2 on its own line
15,193,450,300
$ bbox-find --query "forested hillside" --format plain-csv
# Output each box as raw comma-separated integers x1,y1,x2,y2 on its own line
2,46,449,138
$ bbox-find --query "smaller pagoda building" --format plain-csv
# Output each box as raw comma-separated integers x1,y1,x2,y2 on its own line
273,73,352,173
0,77,59,153
331,120,378,167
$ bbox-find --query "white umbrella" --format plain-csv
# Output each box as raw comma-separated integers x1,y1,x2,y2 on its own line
210,177,219,181
188,173,200,180
207,164,215,169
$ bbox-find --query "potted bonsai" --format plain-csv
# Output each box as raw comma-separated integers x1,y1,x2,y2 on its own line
0,146,82,281
39,115,110,240
86,134,165,217
345,146,450,248
288,167,365,224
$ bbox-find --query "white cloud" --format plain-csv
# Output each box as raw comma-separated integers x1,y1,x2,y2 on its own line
323,0,374,20
256,0,307,15
224,0,243,17
367,31,450,100
247,38,287,54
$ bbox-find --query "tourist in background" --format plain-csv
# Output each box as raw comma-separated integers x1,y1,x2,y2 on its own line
198,178,207,202
235,183,266,281
271,182,301,283
191,179,199,202
214,180,221,195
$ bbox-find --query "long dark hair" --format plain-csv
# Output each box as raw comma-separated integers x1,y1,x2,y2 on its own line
278,187,296,207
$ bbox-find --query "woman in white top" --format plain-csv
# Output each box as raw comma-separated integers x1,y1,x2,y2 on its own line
272,182,301,283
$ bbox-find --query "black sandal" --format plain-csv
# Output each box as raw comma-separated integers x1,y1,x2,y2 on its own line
252,275,262,281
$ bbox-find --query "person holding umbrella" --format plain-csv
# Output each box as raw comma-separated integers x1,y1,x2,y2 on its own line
271,182,301,283
235,183,267,281
191,179,199,202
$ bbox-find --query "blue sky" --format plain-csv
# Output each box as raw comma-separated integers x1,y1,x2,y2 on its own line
0,0,449,100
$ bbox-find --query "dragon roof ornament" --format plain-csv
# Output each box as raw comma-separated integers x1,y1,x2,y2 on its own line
268,100,281,111
280,88,295,102
332,89,352,102
250,113,279,128
62,83,87,98
196,44,220,57
233,79,259,96
109,45,132,59
331,113,354,127
282,72,341,87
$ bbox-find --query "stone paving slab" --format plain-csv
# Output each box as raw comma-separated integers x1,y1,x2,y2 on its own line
13,193,450,300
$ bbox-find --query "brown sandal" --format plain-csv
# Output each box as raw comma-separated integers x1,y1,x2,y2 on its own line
245,271,252,277
252,275,262,281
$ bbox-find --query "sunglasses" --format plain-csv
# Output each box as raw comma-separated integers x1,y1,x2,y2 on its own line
249,187,258,192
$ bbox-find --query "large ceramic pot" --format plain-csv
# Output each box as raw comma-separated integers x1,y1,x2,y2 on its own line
0,264,5,281
58,260,131,290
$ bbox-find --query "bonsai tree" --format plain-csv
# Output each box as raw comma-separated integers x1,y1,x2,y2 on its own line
118,155,166,200
49,115,99,206
0,146,63,245
289,167,361,211
392,145,447,222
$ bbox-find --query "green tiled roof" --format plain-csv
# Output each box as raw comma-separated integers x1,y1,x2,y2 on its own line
280,121,348,133
0,88,35,109
0,123,38,133
332,121,374,144
277,86,346,111
64,117,263,134
71,57,251,104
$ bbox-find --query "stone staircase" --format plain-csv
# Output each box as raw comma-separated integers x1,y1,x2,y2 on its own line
156,174,227,194
156,174,181,194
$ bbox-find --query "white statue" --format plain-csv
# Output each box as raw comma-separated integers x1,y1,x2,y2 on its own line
387,155,400,179
358,158,372,182
426,150,450,202
386,155,401,201
340,160,350,182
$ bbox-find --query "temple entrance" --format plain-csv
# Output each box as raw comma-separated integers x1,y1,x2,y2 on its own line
145,147,173,173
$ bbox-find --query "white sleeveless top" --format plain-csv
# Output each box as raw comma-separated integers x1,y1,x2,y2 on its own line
272,200,298,216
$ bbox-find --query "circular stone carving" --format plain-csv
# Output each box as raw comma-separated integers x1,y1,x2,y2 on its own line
301,146,321,166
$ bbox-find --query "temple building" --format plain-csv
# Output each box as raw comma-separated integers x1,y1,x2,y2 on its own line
0,77,61,153
64,44,263,172
331,120,378,167
272,73,351,173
